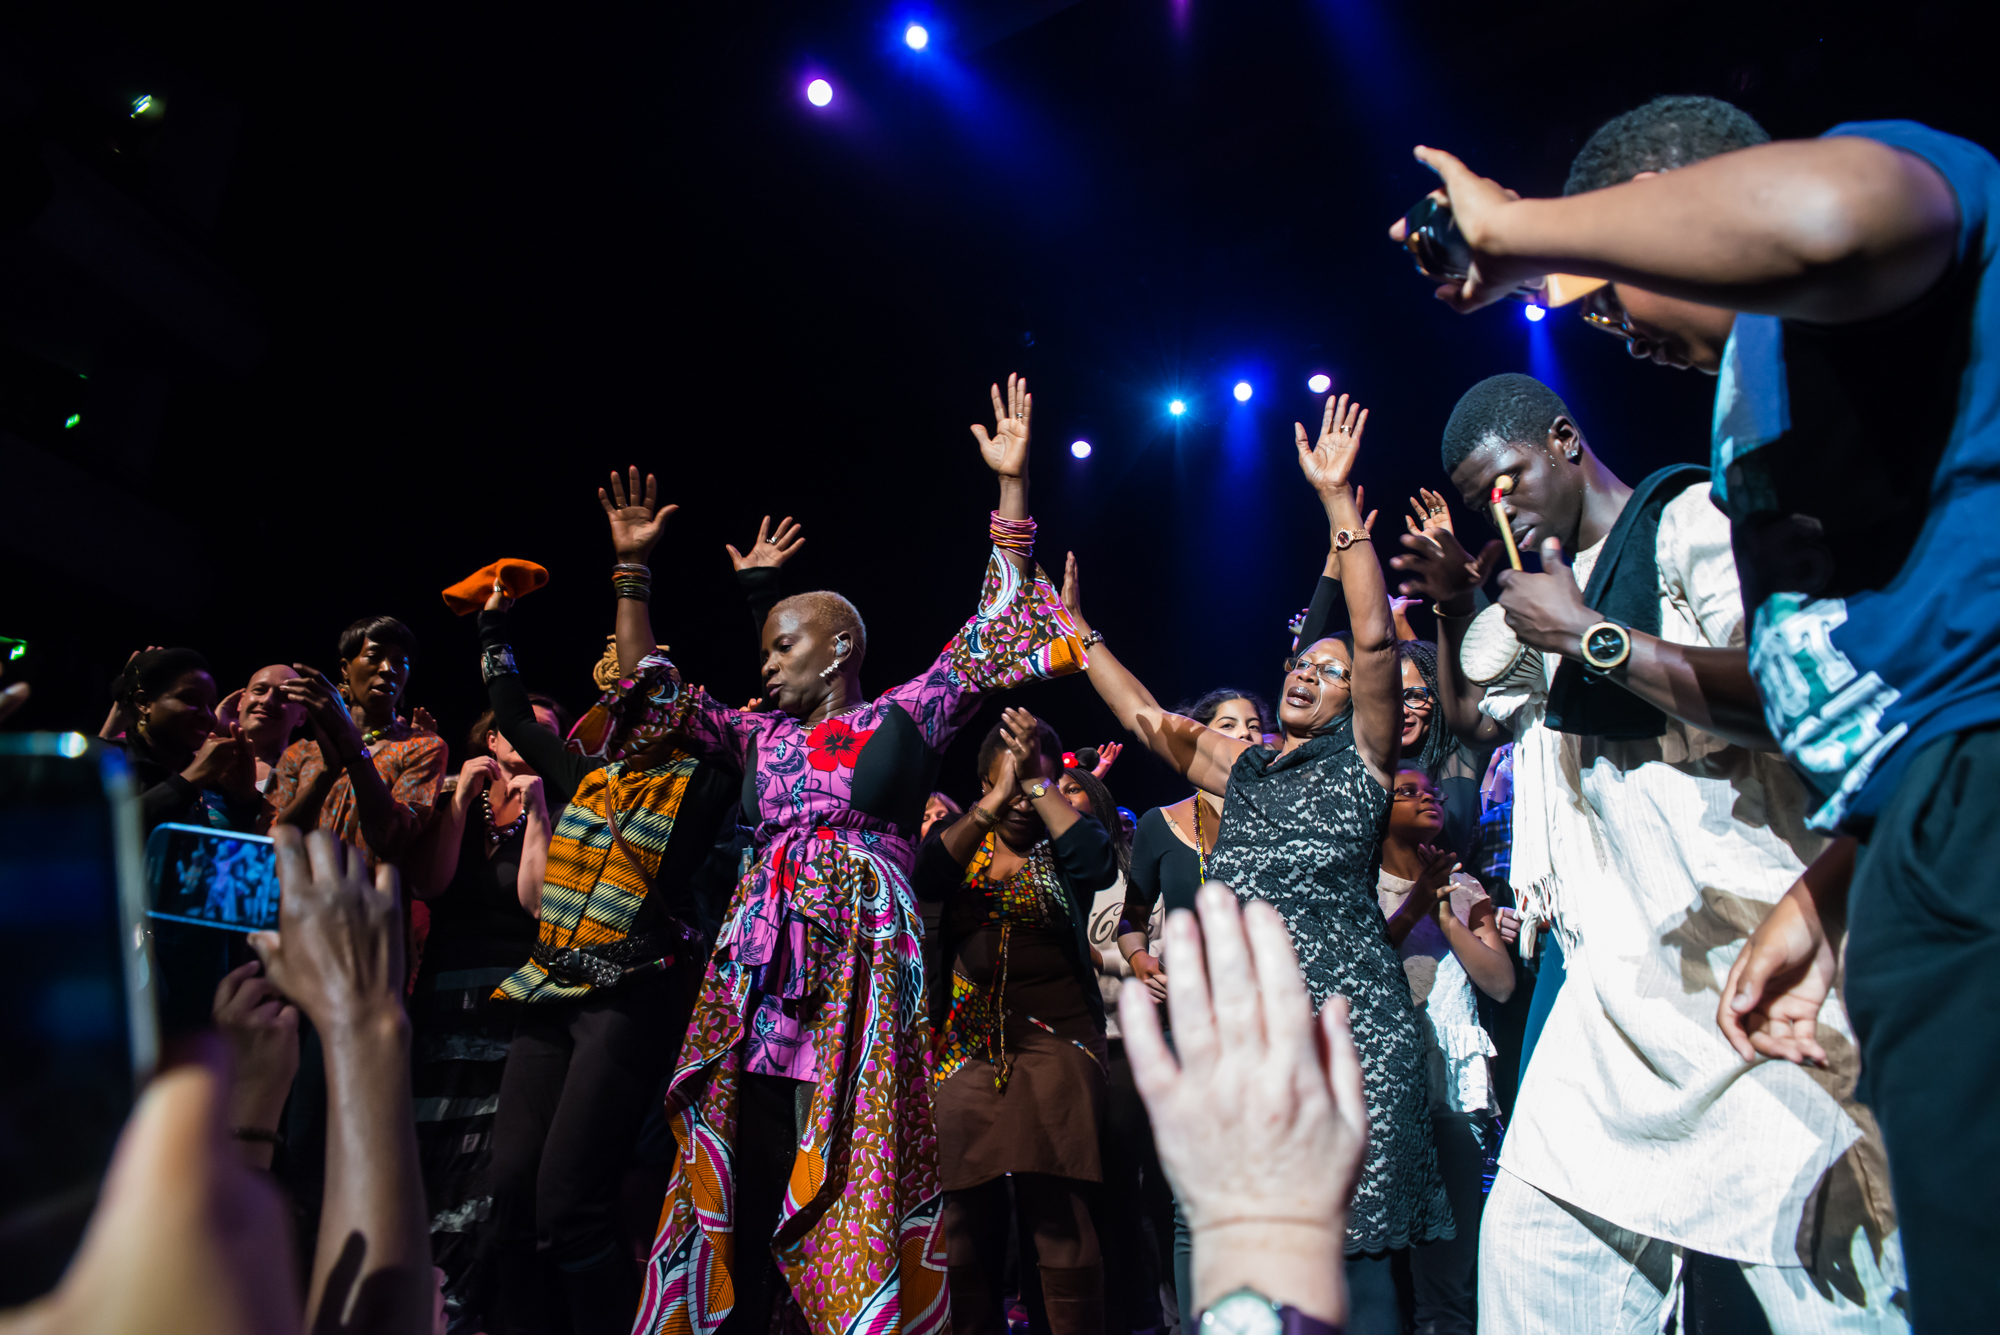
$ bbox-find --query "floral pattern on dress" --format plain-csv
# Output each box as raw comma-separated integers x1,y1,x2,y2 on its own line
1206,722,1455,1255
635,545,1083,1335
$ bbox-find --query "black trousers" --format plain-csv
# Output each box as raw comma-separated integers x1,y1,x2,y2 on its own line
488,970,690,1335
1846,725,2000,1333
1406,1112,1490,1335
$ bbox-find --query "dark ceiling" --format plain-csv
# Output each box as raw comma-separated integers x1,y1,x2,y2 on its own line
2,0,1989,811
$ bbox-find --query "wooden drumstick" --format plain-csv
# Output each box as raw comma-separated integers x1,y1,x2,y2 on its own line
1490,474,1524,571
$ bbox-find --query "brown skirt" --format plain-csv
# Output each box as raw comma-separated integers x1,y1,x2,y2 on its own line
936,926,1107,1190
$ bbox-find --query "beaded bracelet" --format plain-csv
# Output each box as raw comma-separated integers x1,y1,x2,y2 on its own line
989,511,1037,559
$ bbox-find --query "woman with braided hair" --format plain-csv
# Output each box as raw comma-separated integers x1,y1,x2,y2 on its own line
632,375,1086,1335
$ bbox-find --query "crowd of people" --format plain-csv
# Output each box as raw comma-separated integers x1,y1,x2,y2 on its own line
3,91,1995,1335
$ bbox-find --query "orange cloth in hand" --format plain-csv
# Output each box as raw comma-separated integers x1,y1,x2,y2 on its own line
441,559,549,615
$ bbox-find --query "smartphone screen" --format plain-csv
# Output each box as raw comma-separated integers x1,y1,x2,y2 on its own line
0,734,156,1303
146,823,282,933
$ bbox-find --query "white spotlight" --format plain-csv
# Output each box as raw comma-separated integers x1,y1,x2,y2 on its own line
1524,303,1547,323
1307,373,1331,394
905,24,929,49
1233,381,1253,402
1168,399,1187,416
806,79,834,107
1070,440,1092,459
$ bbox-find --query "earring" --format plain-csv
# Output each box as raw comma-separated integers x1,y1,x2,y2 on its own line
819,637,851,680
818,658,843,680
1567,447,1581,462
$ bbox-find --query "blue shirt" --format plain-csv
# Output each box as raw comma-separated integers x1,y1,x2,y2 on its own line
1711,121,2000,831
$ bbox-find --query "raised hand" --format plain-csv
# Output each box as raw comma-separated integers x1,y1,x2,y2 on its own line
211,961,300,1162
99,646,162,741
409,706,439,736
1406,488,1455,539
249,827,404,1035
504,772,545,815
1294,394,1369,500
598,466,678,562
1120,885,1365,1322
726,515,806,571
1060,550,1086,628
184,724,256,799
1000,705,1047,789
1411,844,1461,913
217,688,245,732
1386,149,1539,312
1391,523,1497,611
971,373,1031,480
1092,740,1123,779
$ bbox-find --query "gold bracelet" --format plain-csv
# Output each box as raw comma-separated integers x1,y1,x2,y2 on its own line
1432,602,1475,619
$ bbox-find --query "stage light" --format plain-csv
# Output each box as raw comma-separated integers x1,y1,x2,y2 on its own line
130,94,162,120
1523,303,1547,323
1307,373,1331,394
1070,439,1092,458
806,79,833,107
1168,399,1187,416
1233,381,1253,402
905,23,929,49
63,413,80,429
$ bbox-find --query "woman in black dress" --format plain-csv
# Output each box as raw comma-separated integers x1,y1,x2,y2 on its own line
1061,395,1451,1335
406,696,566,1333
915,707,1119,1335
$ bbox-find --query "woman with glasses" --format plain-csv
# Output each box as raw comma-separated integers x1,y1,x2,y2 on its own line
1061,394,1451,1334
1378,766,1513,1335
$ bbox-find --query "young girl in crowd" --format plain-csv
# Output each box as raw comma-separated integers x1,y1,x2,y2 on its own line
916,709,1120,1335
1061,395,1452,1335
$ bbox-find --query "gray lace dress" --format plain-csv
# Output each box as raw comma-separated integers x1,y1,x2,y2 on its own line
1206,722,1454,1254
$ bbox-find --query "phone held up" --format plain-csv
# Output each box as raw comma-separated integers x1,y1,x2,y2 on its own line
0,733,156,1302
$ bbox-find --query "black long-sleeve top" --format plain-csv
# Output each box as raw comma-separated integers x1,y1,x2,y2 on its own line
912,815,1120,1033
1120,804,1203,936
119,736,261,835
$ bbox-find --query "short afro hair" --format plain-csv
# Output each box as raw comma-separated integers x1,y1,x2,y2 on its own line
772,591,867,661
1565,95,1770,196
1441,374,1574,476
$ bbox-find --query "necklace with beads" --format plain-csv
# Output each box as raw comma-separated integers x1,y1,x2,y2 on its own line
483,790,526,853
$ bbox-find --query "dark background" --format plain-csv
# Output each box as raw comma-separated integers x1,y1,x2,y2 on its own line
2,0,1991,813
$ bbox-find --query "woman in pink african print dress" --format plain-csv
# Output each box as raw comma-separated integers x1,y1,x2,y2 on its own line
634,376,1085,1335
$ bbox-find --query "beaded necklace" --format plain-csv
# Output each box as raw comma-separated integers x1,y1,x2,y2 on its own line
966,835,1063,1090
483,789,527,854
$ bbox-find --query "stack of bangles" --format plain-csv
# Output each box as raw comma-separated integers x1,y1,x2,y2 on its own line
989,511,1036,562
613,561,651,602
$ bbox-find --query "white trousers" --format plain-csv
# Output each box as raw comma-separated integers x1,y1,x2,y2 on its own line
1477,1168,1907,1335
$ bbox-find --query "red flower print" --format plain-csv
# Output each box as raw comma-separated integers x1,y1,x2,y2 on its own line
806,717,873,772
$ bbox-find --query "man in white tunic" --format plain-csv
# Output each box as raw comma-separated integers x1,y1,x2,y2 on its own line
1393,374,1902,1333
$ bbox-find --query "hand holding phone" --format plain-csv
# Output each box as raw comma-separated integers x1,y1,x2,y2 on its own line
249,828,405,1035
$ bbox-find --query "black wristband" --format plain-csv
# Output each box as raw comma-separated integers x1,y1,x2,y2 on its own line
481,644,519,683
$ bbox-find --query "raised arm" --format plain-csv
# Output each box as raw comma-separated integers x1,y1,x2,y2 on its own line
600,467,678,678
971,374,1032,576
1060,552,1250,797
1296,396,1400,787
1392,137,1958,322
1392,516,1508,748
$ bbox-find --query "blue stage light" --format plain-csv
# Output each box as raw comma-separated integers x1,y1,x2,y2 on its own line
1233,381,1253,402
904,23,929,49
1523,303,1547,323
806,78,834,107
1307,373,1331,394
1070,440,1092,459
1168,399,1187,416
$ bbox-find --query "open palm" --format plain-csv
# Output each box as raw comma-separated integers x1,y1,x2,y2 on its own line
1294,394,1368,497
600,466,678,560
971,373,1031,479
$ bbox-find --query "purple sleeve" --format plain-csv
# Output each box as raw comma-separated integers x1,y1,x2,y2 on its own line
878,545,1086,751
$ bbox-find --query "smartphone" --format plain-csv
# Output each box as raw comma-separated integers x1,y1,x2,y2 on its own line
146,823,282,933
0,733,156,1303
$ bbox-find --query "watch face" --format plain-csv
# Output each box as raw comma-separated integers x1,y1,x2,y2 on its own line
1584,623,1628,666
1202,1294,1283,1335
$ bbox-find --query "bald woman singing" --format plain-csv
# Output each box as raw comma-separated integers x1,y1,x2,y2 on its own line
628,376,1087,1335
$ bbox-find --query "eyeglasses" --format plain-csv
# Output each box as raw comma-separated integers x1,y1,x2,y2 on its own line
1401,686,1437,709
1391,785,1446,804
1580,286,1633,340
1282,656,1350,684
